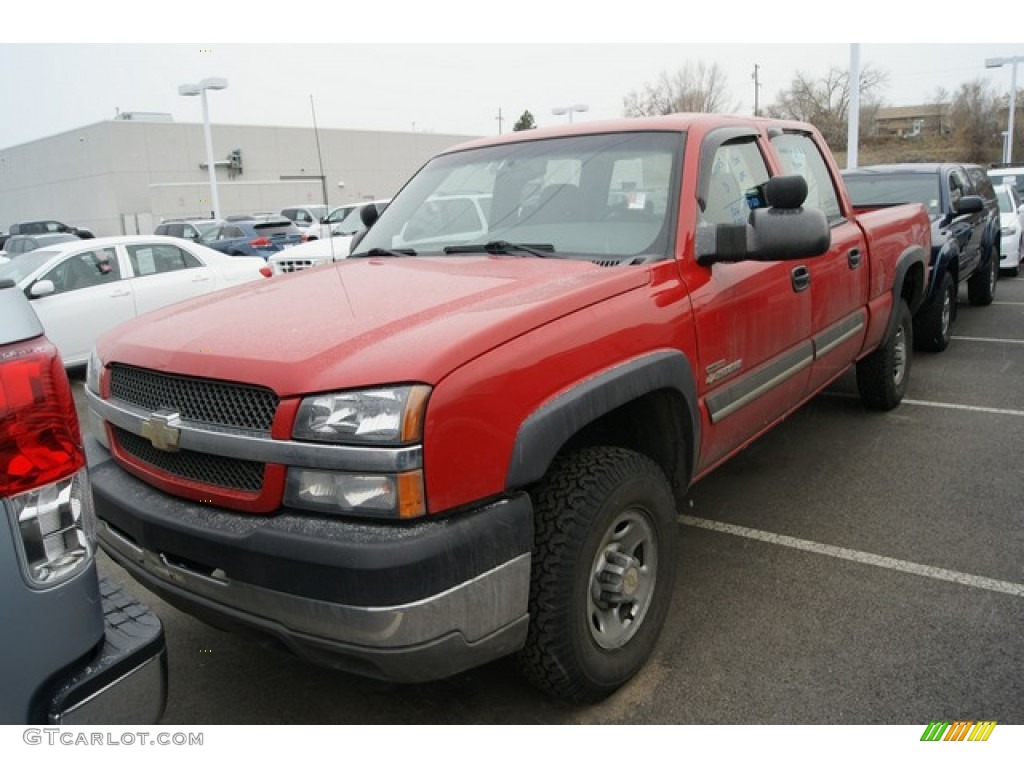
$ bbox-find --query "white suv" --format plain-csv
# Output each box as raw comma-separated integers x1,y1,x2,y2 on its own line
267,200,390,275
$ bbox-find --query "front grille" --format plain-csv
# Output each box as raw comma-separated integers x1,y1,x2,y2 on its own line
273,259,316,274
115,427,265,492
110,365,278,431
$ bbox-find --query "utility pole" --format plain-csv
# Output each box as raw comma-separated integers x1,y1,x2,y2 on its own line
752,64,761,116
496,108,504,135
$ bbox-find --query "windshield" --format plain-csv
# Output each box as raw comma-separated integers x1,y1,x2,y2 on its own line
843,174,942,215
995,186,1016,214
354,131,682,261
323,205,356,225
0,249,59,282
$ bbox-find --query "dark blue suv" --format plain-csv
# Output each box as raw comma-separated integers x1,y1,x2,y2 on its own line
200,216,304,258
842,163,1001,352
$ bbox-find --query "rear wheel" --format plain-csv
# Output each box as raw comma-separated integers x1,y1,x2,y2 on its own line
517,446,679,704
913,270,955,353
857,299,912,410
967,246,998,305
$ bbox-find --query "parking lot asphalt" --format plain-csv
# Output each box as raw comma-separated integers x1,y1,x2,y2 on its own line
74,273,1024,725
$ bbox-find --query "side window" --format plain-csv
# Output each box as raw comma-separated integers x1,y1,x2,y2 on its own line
949,170,969,207
43,248,120,294
127,243,198,276
770,132,843,222
701,138,771,226
967,167,996,203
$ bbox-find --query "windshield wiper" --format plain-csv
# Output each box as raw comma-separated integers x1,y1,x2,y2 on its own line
444,240,555,258
354,247,417,258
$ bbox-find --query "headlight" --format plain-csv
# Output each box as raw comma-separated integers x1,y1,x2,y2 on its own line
293,385,430,444
85,348,109,450
85,347,103,395
284,468,426,519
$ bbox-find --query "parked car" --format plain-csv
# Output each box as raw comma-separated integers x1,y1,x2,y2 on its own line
8,219,94,239
154,217,222,243
0,278,167,723
0,235,268,368
266,200,391,275
842,162,1001,352
988,166,1024,199
200,217,305,258
994,182,1024,276
280,205,328,236
1,232,81,260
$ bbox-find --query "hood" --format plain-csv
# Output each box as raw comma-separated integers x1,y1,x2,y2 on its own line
98,256,649,396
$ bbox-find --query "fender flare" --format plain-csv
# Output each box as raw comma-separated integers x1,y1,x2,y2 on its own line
924,242,958,301
505,350,699,490
890,244,929,324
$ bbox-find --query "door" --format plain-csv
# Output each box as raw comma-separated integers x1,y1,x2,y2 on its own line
770,131,870,392
124,241,215,316
29,246,135,366
688,132,813,471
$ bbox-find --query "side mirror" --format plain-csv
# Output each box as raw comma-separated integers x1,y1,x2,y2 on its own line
695,175,831,265
359,202,382,229
29,279,55,298
954,195,984,215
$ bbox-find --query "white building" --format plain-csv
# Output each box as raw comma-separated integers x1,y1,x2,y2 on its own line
0,117,479,236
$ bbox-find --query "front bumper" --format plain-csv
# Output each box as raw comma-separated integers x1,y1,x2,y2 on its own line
86,436,533,682
48,577,167,725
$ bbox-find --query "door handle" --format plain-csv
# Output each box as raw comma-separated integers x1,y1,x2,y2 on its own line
791,265,810,293
848,248,862,269
110,289,131,297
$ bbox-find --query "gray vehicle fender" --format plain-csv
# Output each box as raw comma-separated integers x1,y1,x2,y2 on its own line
505,350,699,489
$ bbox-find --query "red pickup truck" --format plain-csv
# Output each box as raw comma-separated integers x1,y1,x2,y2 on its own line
84,114,930,703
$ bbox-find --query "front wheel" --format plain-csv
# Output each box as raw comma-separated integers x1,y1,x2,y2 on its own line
913,270,956,353
857,299,912,410
517,446,679,704
967,246,998,305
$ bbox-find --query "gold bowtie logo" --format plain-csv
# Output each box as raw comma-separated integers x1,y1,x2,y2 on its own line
140,410,182,452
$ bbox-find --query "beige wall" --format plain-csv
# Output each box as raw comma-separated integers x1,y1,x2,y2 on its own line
0,120,478,236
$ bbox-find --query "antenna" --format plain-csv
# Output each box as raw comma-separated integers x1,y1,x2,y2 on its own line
310,94,336,263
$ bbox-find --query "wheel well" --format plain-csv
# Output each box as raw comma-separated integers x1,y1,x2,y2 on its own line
901,256,927,314
559,388,693,503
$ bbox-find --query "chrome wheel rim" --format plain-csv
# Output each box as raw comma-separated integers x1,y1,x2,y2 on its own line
892,323,907,387
588,508,658,649
941,286,952,337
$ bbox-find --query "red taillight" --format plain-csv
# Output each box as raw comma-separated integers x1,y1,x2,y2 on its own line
259,266,273,278
249,237,272,248
0,338,84,496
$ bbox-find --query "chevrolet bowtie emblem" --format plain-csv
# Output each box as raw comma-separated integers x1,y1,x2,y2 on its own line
140,410,182,452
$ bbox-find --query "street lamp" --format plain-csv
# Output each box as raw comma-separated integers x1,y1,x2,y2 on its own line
985,56,1021,165
552,104,589,124
178,77,229,219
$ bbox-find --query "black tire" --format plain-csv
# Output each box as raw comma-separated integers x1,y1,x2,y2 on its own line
913,270,956,353
856,299,912,411
967,245,998,306
516,446,679,704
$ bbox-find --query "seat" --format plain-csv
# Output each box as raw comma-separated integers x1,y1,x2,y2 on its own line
530,183,584,224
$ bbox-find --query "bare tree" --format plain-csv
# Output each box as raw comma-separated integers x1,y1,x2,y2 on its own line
949,79,1002,164
765,65,888,146
926,87,951,136
623,61,736,116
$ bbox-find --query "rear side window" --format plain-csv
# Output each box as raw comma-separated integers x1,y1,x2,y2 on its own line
127,243,201,276
770,133,843,222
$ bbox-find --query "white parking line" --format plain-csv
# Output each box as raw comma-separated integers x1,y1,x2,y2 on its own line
951,335,1024,345
680,515,1024,598
901,399,1024,417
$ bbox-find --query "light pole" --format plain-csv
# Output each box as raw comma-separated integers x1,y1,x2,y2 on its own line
179,77,229,219
552,104,589,124
985,56,1021,165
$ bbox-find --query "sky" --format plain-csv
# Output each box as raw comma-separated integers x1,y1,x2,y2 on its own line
2,7,1022,150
